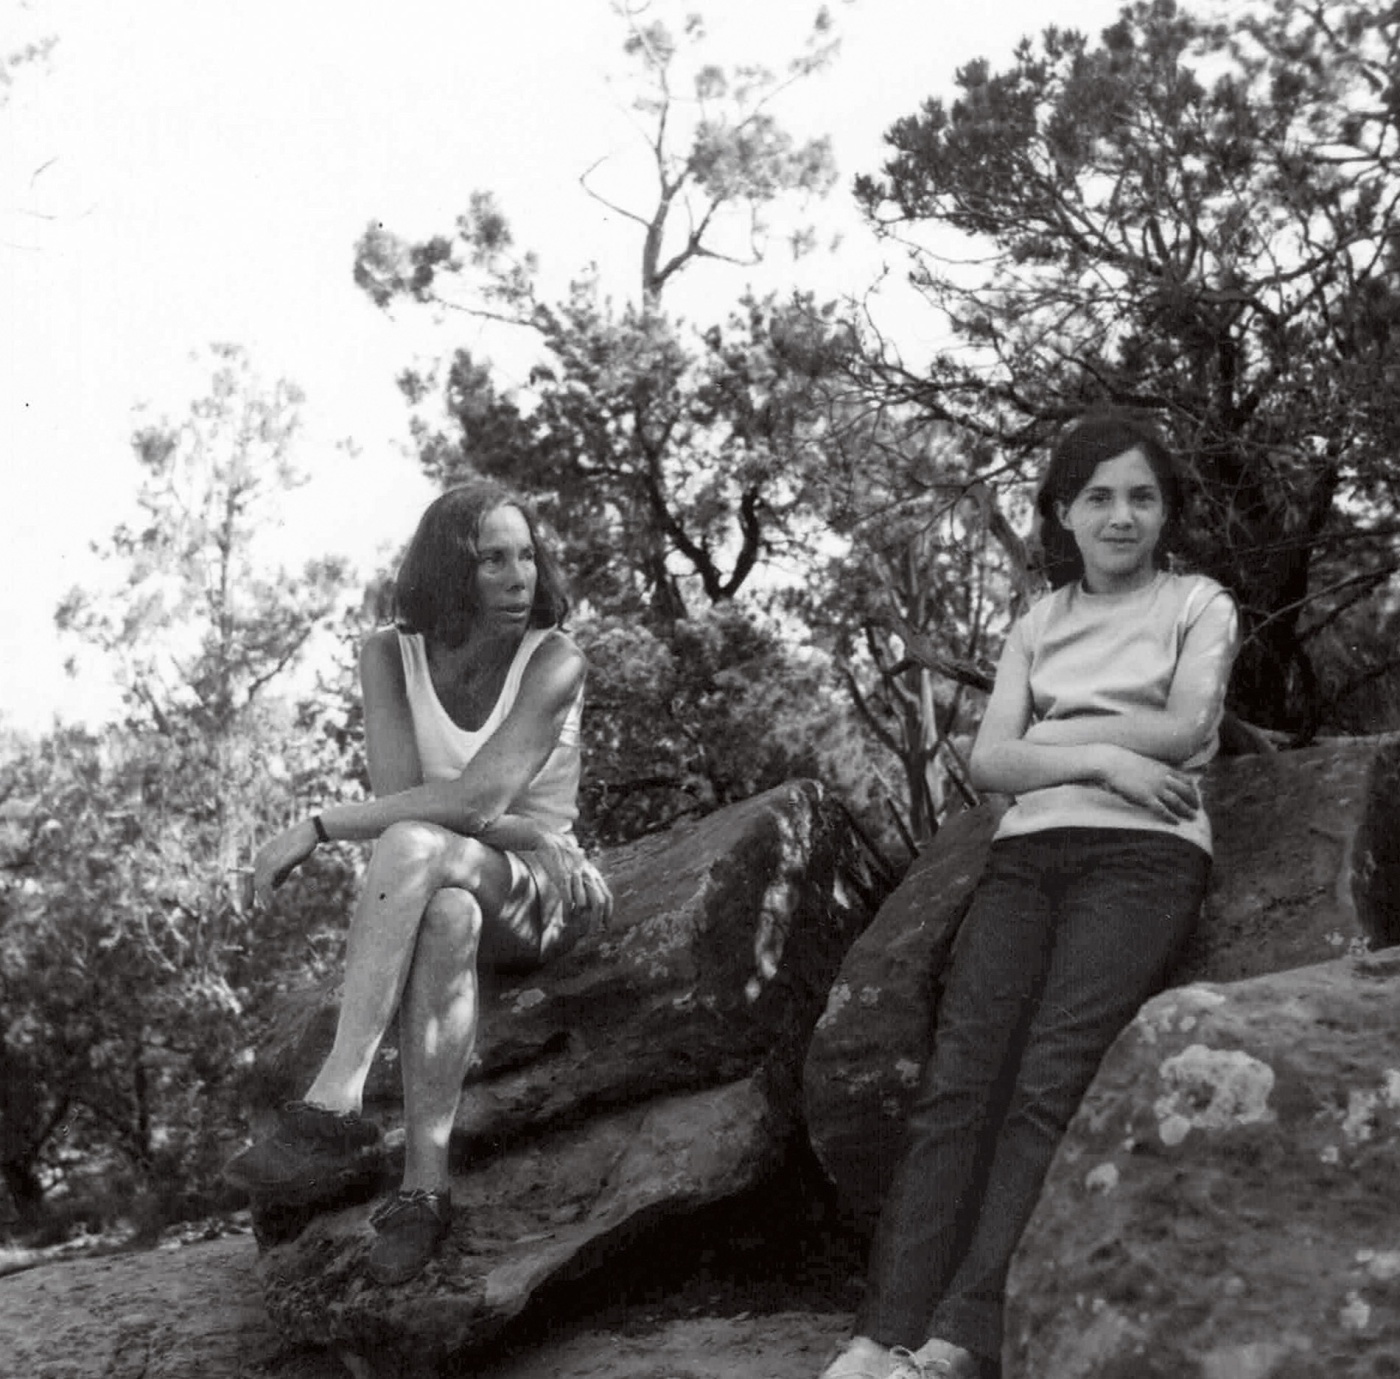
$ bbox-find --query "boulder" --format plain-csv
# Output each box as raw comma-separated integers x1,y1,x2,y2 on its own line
1176,734,1395,982
803,735,1398,1226
243,780,889,1364
259,1077,782,1369
802,802,1006,1228
1005,950,1400,1377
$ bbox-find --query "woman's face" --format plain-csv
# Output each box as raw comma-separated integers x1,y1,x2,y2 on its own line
1055,447,1167,594
474,504,538,627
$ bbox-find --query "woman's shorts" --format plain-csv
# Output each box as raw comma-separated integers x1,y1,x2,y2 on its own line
485,848,590,971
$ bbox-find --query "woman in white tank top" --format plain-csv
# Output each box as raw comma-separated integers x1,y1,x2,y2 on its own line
225,481,611,1285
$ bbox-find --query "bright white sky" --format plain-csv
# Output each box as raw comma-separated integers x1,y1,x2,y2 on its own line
1,0,1134,735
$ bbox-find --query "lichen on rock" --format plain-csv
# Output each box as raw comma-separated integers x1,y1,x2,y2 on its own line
1152,1044,1276,1145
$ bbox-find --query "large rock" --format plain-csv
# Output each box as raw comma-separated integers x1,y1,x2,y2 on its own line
259,1077,782,1368
804,735,1397,1225
1175,735,1394,981
1005,950,1400,1377
244,780,889,1364
802,802,1006,1228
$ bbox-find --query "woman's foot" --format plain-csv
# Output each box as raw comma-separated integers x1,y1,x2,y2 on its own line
367,1188,453,1285
222,1100,383,1205
819,1335,898,1379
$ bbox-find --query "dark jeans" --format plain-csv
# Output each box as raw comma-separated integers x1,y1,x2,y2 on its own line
856,827,1211,1363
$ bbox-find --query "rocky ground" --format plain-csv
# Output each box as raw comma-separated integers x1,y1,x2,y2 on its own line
0,1150,869,1379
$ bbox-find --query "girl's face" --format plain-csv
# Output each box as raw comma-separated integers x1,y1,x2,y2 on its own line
1055,447,1167,595
474,504,538,628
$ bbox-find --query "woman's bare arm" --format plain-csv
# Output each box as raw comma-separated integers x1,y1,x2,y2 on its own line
356,632,568,852
360,628,425,798
252,631,585,904
318,631,584,842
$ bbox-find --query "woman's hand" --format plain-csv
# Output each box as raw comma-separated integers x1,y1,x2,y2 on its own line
532,832,614,929
571,856,614,929
1098,746,1199,822
252,819,320,908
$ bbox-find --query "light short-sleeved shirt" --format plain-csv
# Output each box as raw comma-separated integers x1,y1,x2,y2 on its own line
992,570,1239,855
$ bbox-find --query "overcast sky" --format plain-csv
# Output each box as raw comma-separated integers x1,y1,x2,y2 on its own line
2,0,1139,734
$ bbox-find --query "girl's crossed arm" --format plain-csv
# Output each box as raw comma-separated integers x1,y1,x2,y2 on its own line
1019,593,1239,764
968,594,1238,822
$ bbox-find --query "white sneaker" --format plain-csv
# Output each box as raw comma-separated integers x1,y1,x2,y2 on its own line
890,1338,982,1378
819,1335,898,1379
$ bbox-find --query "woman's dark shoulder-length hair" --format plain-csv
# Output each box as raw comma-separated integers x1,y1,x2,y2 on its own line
393,480,570,646
1033,408,1187,588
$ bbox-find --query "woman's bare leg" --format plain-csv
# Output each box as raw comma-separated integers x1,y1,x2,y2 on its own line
397,887,484,1193
304,822,508,1114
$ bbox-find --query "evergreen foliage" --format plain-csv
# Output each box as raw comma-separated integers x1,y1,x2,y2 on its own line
851,0,1400,734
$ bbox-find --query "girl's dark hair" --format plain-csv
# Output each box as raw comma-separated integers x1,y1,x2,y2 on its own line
393,480,570,646
1034,409,1186,588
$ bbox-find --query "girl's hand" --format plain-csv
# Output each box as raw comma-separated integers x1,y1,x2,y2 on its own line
1099,747,1199,822
253,820,320,908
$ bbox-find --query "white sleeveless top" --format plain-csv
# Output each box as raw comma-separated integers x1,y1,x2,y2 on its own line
398,628,583,836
